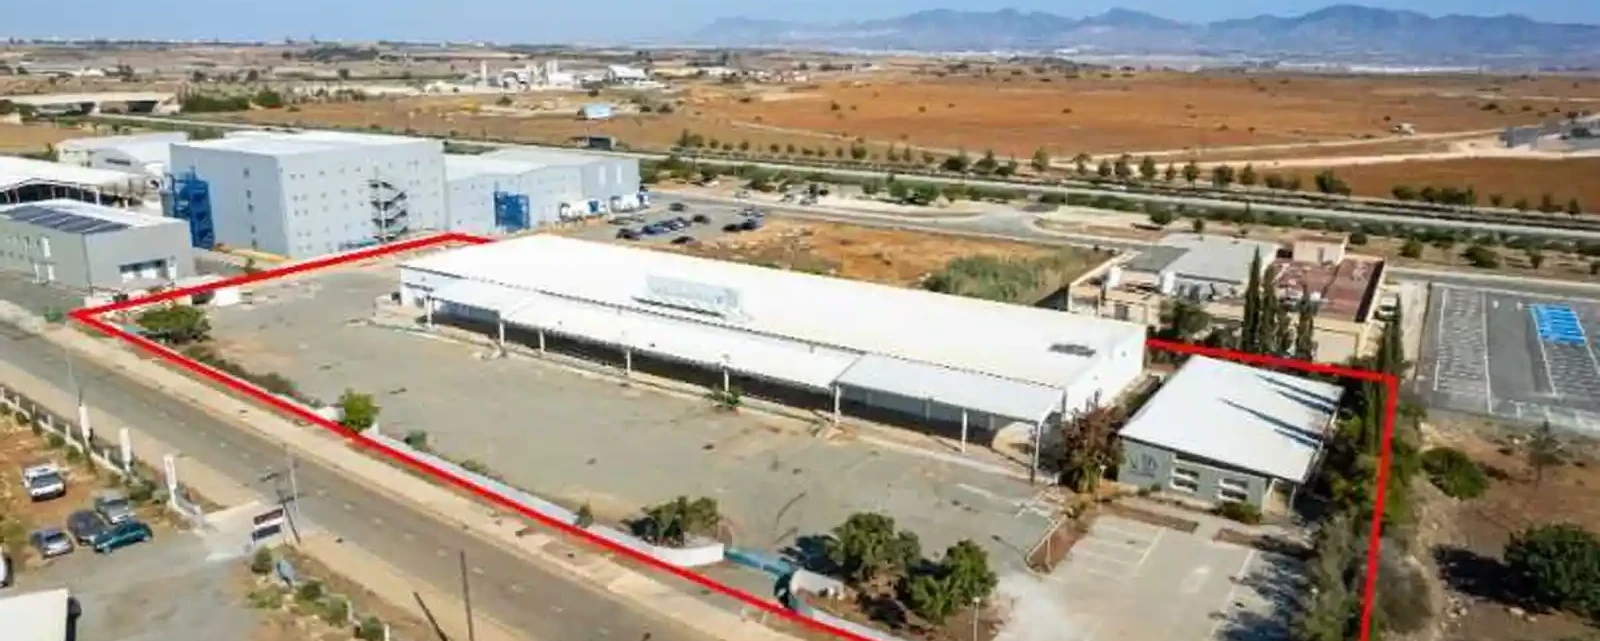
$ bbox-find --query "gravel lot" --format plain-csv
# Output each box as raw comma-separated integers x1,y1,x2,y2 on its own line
208,269,1058,573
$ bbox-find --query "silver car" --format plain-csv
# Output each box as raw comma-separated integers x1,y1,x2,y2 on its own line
29,527,74,558
94,490,135,525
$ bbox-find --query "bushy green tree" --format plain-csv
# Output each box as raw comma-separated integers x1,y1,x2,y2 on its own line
825,512,921,586
636,496,721,547
337,389,380,432
1503,524,1600,618
135,304,211,345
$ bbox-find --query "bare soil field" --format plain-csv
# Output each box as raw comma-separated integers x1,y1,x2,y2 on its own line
1183,134,1483,164
1420,418,1600,641
692,73,1600,158
0,122,81,153
1290,157,1600,210
659,218,1089,286
222,96,904,158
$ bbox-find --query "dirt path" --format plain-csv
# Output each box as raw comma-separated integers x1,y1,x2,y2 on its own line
1102,128,1505,161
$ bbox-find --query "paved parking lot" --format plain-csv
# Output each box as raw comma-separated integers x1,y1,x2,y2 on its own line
208,270,1057,573
997,515,1298,641
566,194,765,247
1417,284,1600,433
10,527,256,641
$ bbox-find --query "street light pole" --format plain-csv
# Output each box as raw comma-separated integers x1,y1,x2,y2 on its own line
459,550,477,641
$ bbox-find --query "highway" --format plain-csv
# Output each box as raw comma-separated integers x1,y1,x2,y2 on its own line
0,321,703,641
92,113,1600,242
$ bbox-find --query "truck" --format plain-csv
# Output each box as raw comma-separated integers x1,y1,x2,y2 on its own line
22,461,67,502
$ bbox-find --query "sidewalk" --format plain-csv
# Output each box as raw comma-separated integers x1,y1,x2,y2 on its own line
0,345,528,641
15,305,805,641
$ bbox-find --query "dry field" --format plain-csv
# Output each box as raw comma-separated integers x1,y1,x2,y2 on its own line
222,96,905,158
0,122,82,153
693,72,1600,158
1420,419,1600,641
660,218,1090,287
1291,158,1600,210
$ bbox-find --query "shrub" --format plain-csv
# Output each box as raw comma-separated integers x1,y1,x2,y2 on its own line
296,579,324,603
1148,209,1175,226
1463,244,1501,269
635,496,722,547
250,547,275,575
1420,448,1489,499
47,433,65,449
247,586,285,609
356,616,386,641
1349,231,1369,246
403,429,430,451
1213,501,1262,525
1503,524,1600,618
320,595,350,624
575,503,595,529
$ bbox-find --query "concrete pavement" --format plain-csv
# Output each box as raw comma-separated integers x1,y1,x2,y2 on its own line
0,313,722,641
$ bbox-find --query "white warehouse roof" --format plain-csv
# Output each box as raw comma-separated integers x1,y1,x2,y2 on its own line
405,235,1146,423
0,156,144,191
1119,355,1344,483
482,147,616,167
0,588,72,641
1156,233,1281,284
54,131,189,152
444,155,549,181
180,130,437,157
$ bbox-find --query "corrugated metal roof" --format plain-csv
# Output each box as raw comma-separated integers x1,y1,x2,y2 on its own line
835,354,1063,423
443,155,556,182
1119,355,1343,482
482,148,613,168
55,131,189,152
403,235,1145,393
0,199,176,233
0,156,142,191
1156,234,1280,284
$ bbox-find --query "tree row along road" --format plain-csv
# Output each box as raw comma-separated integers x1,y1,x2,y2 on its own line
89,114,1600,241
0,321,705,641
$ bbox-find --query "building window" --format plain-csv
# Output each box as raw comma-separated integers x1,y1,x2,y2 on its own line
1218,487,1249,503
1219,477,1249,492
1170,476,1198,494
243,168,250,178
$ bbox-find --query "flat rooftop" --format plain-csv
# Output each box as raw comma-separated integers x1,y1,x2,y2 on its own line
1,91,173,105
54,131,189,152
482,147,615,168
0,198,180,233
0,156,143,191
1154,234,1282,285
180,130,438,157
0,588,71,641
406,236,1147,420
444,155,551,181
1120,355,1343,483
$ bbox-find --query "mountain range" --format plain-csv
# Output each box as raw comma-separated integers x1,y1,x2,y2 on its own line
691,5,1600,65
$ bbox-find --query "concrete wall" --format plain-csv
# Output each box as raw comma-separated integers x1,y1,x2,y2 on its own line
1118,439,1272,509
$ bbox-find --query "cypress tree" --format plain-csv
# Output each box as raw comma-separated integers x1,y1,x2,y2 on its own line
1294,291,1317,360
1240,250,1265,353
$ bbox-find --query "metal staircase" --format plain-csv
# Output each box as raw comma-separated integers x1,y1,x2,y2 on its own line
368,175,410,242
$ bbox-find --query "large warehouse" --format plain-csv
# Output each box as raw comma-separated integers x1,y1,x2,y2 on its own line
167,131,448,256
55,131,189,171
0,199,193,290
444,154,624,235
398,236,1147,477
478,148,643,217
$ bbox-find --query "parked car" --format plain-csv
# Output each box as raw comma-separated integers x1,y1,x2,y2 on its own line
92,519,153,554
66,509,108,545
733,189,751,199
616,228,639,240
740,218,763,231
94,490,135,525
640,223,664,235
21,462,66,502
668,202,688,212
722,223,744,233
690,214,710,224
29,527,74,559
671,235,696,245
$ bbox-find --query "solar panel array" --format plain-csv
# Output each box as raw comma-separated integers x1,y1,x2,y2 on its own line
2,204,130,235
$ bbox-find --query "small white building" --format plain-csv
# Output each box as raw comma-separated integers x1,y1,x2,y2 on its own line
605,65,648,85
53,131,189,168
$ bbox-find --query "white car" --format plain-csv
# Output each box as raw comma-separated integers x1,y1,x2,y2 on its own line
22,462,67,502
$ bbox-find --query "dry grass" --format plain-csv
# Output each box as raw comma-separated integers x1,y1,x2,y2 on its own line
654,218,1092,287
0,122,82,153
1290,158,1600,210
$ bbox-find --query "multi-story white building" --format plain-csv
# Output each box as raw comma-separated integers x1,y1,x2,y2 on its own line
478,148,642,217
166,131,447,258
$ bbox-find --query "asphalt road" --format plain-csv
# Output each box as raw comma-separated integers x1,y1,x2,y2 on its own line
0,323,703,641
95,113,1600,242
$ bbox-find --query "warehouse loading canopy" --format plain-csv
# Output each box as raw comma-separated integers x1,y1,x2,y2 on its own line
430,279,531,314
834,353,1065,424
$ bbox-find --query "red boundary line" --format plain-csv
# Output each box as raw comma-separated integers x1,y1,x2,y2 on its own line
68,233,1395,641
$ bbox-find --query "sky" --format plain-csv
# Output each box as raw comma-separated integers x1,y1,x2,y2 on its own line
2,0,1592,45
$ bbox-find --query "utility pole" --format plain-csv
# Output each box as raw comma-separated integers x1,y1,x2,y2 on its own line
459,550,477,641
259,454,303,545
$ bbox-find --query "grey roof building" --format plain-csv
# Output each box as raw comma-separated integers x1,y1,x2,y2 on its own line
1117,355,1344,512
0,199,192,291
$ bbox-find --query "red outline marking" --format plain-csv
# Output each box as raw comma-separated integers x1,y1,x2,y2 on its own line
69,233,1395,641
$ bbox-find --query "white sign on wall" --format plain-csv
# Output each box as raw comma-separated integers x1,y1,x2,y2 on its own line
640,275,743,316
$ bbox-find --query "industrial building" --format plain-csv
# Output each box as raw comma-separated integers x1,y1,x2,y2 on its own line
0,156,153,207
0,91,180,116
479,148,643,217
54,131,188,171
0,199,193,290
444,155,589,235
1121,233,1281,300
1117,355,1343,512
397,236,1147,477
166,131,447,257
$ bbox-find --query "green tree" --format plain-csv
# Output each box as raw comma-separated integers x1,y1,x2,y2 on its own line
1159,299,1212,341
1293,292,1317,360
1528,249,1546,270
942,150,971,173
575,503,595,528
1463,244,1501,268
337,389,380,432
1148,209,1175,226
738,140,750,152
1057,402,1121,493
1239,250,1268,353
1072,153,1091,176
1030,147,1051,172
1139,156,1158,181
826,512,922,586
1182,160,1200,185
1239,164,1258,187
1392,185,1417,201
1568,198,1584,216
636,496,721,547
1489,193,1505,207
1419,448,1489,499
1163,163,1177,182
906,573,957,624
1540,192,1560,213
939,539,997,605
1314,170,1349,196
1096,159,1113,178
1112,155,1133,180
973,149,999,174
1211,164,1236,187
1400,238,1424,259
1528,420,1562,487
1191,218,1206,233
1513,197,1530,211
135,305,211,345
1503,524,1600,618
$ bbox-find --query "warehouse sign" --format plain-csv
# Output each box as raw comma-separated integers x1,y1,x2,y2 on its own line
250,506,287,542
639,276,743,317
